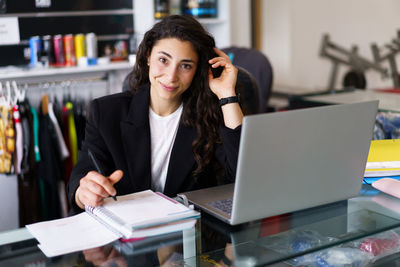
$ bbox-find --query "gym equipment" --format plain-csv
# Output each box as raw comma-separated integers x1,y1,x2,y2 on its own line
371,30,400,89
320,34,388,92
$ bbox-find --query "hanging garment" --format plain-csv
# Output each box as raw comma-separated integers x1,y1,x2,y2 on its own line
20,101,30,174
48,102,69,160
53,98,64,139
66,101,78,166
0,106,15,173
48,101,69,217
73,100,87,150
37,95,64,220
0,105,8,173
62,104,73,185
12,104,23,174
18,100,41,226
30,106,40,162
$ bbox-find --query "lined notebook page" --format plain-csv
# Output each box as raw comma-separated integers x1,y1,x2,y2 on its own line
99,190,198,229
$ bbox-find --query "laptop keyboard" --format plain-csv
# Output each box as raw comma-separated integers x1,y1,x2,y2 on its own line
207,198,233,216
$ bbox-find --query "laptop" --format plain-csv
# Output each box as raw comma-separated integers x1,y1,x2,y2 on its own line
179,100,379,225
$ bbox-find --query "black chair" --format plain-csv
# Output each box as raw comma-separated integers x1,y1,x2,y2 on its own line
222,46,273,113
235,66,259,115
121,66,260,115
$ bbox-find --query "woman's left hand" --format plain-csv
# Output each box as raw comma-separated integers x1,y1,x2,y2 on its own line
208,48,238,99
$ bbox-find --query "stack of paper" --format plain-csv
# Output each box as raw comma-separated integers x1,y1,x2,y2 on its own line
26,190,199,257
364,139,400,177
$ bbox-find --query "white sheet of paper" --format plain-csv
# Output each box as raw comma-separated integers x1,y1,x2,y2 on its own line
366,161,400,169
26,212,120,257
101,190,196,228
364,170,400,177
0,17,20,45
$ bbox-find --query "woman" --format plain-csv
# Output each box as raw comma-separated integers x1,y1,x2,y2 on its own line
67,15,243,213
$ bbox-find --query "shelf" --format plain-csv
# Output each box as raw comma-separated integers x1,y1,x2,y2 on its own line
0,9,134,18
13,34,132,46
155,17,226,25
197,18,226,24
0,61,133,80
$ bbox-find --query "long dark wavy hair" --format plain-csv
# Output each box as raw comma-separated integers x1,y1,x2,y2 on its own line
127,15,223,180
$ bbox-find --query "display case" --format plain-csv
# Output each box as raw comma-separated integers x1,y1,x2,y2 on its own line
2,185,400,266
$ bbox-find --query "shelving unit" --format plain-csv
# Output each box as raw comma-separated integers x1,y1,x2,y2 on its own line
0,61,132,80
133,0,244,49
0,9,134,45
0,1,134,65
0,2,135,93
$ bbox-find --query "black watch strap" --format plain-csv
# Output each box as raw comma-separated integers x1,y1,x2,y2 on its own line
219,95,240,106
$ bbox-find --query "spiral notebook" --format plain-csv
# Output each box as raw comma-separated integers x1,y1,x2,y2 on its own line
26,190,199,257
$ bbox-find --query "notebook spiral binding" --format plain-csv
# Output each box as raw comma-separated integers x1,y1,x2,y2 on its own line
85,205,130,238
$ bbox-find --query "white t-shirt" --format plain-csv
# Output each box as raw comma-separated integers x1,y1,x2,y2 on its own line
149,104,183,192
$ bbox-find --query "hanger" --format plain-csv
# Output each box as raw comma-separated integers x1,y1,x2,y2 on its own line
12,81,26,103
0,82,8,107
5,81,16,107
41,94,49,115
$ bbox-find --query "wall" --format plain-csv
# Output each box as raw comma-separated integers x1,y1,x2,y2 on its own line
262,0,400,92
229,0,251,48
0,175,19,232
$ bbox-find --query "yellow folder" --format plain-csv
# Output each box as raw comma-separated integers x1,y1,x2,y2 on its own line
365,139,400,176
367,139,400,162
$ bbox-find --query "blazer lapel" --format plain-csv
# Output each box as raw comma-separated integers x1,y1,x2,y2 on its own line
120,86,152,191
163,123,197,196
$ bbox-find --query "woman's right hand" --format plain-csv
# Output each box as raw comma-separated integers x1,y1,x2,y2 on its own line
75,170,123,208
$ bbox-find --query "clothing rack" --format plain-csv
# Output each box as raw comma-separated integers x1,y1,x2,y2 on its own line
0,78,110,230
1,78,108,108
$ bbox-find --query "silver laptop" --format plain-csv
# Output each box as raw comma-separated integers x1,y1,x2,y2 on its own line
180,100,379,225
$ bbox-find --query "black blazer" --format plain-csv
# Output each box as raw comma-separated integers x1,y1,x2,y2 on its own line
67,84,241,213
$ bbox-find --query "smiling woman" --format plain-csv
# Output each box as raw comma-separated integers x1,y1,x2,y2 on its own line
148,38,198,116
67,15,244,214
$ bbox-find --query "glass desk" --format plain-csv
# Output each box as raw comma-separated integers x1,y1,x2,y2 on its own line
2,184,400,266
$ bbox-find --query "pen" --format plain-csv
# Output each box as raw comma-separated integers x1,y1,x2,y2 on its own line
88,149,117,201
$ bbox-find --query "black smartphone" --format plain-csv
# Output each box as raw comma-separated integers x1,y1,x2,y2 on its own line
211,65,223,78
209,50,224,78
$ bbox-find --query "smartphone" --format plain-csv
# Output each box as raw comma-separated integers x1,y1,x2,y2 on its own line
210,50,224,78
211,65,223,78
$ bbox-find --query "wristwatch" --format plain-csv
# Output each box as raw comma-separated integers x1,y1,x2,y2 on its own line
219,95,240,106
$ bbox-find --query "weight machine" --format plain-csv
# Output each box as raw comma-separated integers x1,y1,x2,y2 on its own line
371,30,400,89
320,34,388,92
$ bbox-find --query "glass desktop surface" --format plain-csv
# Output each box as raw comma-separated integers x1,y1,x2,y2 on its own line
2,184,400,266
